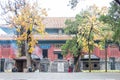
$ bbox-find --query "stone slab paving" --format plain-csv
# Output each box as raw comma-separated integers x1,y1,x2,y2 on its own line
0,73,119,80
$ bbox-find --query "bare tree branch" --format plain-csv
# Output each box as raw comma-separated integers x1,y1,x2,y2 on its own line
0,0,26,24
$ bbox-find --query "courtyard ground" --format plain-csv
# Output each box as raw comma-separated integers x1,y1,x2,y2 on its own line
0,72,119,80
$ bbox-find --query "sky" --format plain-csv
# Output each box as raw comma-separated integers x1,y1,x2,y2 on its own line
38,0,113,17
0,0,113,25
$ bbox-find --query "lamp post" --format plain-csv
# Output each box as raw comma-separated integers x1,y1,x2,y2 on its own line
88,40,101,72
88,45,91,72
105,40,108,72
105,40,112,72
94,40,112,72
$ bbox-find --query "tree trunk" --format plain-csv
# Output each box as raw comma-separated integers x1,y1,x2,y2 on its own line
88,24,93,72
25,40,32,69
74,55,80,72
21,41,26,56
17,27,26,56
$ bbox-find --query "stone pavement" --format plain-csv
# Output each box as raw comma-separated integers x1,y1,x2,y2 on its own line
0,72,119,80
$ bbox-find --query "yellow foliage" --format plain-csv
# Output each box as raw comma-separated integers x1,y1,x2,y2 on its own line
77,5,110,53
12,2,47,54
17,28,20,32
94,43,99,47
21,32,27,40
41,8,48,16
28,47,34,53
29,24,33,31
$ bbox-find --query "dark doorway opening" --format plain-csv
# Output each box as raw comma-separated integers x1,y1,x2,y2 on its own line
16,61,24,72
0,59,5,72
42,49,48,58
58,53,63,59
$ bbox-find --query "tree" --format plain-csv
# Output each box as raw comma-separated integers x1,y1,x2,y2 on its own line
61,16,83,72
68,0,79,9
68,0,120,9
115,0,120,5
0,0,47,70
62,5,111,72
100,1,120,49
78,5,113,72
69,0,120,45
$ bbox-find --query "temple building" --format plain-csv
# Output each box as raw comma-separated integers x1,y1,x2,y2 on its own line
0,17,120,72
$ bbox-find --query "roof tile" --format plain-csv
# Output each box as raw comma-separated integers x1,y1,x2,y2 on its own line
43,17,74,28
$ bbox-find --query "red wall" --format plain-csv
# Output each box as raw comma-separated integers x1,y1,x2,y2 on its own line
0,45,15,58
34,44,72,61
0,44,120,60
93,46,120,59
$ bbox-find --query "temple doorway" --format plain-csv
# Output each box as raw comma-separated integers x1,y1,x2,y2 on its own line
42,49,48,58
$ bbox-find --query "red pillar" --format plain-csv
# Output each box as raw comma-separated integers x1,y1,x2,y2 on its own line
48,45,53,60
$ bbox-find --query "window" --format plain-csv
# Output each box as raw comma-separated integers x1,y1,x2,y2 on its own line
85,64,89,68
45,29,58,34
54,44,63,48
94,64,97,68
58,29,63,34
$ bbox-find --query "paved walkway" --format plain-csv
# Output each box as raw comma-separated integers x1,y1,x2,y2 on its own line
0,72,119,80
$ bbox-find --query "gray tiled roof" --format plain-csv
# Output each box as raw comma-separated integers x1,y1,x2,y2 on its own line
43,17,74,28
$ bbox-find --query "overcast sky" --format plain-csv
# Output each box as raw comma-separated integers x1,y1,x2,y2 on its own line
0,0,113,25
38,0,113,17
